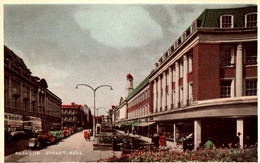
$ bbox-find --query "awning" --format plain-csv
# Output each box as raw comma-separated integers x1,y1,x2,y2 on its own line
143,121,155,126
131,121,142,126
139,121,156,127
136,122,145,126
121,122,130,126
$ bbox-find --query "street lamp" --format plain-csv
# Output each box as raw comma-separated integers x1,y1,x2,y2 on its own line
75,84,113,137
89,107,106,124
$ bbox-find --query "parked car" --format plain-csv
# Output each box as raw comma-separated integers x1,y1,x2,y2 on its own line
28,132,55,148
49,131,63,142
71,127,77,134
62,129,70,137
77,127,83,132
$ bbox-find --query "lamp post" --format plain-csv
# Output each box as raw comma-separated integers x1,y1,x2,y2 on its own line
89,107,106,124
75,84,113,137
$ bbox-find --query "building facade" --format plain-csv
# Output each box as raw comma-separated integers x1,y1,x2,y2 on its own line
82,105,93,129
113,6,257,149
61,102,85,129
4,45,62,132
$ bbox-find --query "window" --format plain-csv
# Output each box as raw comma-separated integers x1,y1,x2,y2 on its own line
189,83,193,104
245,79,257,96
220,15,233,28
188,53,193,72
180,59,183,78
244,42,257,65
220,45,235,67
180,86,183,106
245,13,257,27
220,80,232,98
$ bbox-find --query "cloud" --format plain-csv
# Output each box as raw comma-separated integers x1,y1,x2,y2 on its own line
31,64,69,87
74,5,163,49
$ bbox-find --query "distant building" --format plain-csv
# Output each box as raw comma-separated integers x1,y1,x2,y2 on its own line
4,45,62,132
61,102,85,129
82,105,93,129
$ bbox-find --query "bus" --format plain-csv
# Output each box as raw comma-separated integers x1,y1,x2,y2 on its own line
23,116,42,137
4,113,24,142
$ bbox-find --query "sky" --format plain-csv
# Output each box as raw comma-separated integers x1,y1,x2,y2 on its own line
3,2,251,116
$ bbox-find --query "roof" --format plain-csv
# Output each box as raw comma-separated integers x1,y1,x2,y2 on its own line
126,76,149,100
61,102,82,109
196,5,257,28
4,45,29,71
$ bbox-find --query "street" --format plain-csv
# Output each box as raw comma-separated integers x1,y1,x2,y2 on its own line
5,131,121,162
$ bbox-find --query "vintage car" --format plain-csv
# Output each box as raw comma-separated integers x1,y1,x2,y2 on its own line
28,132,55,148
62,129,70,137
71,127,77,134
49,131,63,142
77,127,83,132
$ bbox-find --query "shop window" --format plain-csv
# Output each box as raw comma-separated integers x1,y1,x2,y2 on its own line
220,80,232,98
244,42,257,65
245,79,257,96
245,13,257,27
220,15,234,28
220,45,235,67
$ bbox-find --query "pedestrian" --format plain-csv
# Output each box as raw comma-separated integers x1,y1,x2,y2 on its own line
153,133,160,149
112,136,117,151
234,132,241,148
159,133,166,147
133,129,137,136
84,130,88,141
244,135,250,148
87,130,90,141
204,137,214,150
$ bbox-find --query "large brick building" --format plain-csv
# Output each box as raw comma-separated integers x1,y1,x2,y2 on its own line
4,45,62,132
113,6,257,149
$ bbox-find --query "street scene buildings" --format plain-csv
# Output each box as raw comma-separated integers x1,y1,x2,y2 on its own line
3,4,258,162
112,5,257,149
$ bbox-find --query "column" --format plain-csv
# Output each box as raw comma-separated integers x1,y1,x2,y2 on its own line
236,119,244,148
158,75,162,112
153,80,157,113
175,62,180,108
163,71,167,111
169,67,173,110
183,54,188,106
194,120,202,149
173,123,177,143
236,43,243,97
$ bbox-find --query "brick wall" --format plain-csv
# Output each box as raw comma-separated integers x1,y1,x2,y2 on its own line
193,43,221,101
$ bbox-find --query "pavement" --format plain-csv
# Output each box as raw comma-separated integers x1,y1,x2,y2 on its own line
5,130,183,162
5,130,121,162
